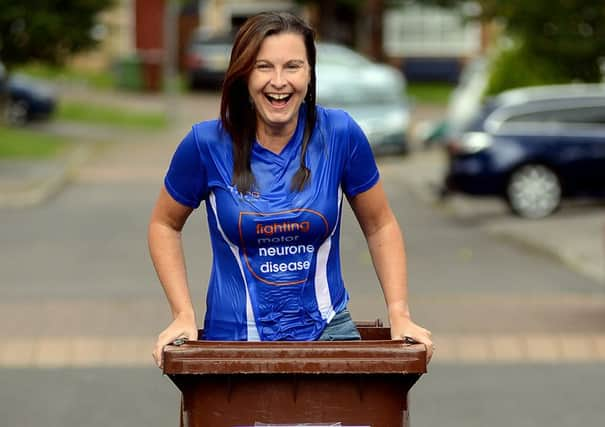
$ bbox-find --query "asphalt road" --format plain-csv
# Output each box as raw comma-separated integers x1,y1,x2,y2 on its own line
2,364,604,427
1,92,604,426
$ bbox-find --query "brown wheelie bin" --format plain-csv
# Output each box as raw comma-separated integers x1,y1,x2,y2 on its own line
162,321,427,427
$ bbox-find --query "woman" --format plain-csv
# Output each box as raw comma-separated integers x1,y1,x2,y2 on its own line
149,11,433,367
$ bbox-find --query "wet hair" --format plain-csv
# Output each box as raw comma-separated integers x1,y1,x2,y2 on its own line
220,11,317,194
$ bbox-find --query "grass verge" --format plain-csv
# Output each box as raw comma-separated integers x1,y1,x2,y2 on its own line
407,82,455,104
0,127,71,158
57,101,168,130
16,63,115,90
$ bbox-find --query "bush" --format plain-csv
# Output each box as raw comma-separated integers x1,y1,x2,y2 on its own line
484,42,572,96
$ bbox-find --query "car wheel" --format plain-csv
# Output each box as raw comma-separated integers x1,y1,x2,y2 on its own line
6,99,29,126
506,164,561,219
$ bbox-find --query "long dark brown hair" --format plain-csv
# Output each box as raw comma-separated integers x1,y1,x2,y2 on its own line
220,11,317,194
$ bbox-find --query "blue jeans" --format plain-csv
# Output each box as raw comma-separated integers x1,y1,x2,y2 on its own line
317,309,361,341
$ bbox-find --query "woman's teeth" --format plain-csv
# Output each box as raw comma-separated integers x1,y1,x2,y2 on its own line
265,93,291,104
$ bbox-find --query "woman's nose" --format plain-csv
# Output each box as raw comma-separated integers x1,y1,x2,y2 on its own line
270,69,286,87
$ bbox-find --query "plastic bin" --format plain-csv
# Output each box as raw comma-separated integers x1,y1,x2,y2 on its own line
114,55,143,91
162,321,427,427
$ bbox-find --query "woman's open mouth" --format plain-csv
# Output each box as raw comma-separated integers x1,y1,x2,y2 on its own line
264,93,292,107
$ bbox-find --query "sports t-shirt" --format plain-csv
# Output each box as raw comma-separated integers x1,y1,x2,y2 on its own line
164,104,379,341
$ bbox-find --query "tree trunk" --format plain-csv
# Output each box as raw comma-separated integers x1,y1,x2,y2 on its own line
0,71,9,126
366,0,385,61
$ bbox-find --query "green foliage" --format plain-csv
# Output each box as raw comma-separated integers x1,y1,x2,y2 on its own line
417,0,605,90
484,42,571,96
487,0,605,83
0,0,115,70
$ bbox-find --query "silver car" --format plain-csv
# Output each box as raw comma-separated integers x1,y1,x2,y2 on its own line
184,35,411,154
316,44,410,155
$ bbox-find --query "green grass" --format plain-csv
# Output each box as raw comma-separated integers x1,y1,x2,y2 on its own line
57,101,168,130
0,127,71,158
16,62,189,93
16,63,115,90
16,64,169,129
407,82,455,104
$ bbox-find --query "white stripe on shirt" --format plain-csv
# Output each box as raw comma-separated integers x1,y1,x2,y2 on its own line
209,192,260,341
313,187,343,322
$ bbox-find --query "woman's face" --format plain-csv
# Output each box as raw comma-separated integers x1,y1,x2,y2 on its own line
248,32,311,135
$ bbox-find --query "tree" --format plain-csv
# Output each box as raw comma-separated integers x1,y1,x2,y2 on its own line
0,0,115,71
419,0,605,92
486,0,605,83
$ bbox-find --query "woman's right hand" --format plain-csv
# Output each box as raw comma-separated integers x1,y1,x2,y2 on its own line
152,312,198,369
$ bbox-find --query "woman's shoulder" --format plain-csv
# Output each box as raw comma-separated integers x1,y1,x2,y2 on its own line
315,104,354,133
316,104,351,122
190,118,225,144
186,119,233,158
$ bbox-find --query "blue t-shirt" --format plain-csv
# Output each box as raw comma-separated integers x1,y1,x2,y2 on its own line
164,105,379,341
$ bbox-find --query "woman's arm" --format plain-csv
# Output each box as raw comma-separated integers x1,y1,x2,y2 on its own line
148,186,199,368
348,180,433,361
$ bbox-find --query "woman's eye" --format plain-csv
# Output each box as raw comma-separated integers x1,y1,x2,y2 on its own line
256,63,271,70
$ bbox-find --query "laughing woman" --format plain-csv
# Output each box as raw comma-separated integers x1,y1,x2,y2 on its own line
148,11,433,368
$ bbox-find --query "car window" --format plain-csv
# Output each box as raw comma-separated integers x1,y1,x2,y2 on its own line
487,99,605,134
338,85,401,104
317,44,371,68
505,105,605,125
318,77,403,105
190,33,233,54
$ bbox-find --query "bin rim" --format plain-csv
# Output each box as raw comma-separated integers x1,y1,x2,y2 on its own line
162,339,427,375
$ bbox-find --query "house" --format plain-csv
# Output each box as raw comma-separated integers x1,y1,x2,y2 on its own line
133,0,302,90
72,0,490,90
383,2,490,83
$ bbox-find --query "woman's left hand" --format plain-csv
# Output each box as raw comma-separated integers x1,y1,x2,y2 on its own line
390,314,434,363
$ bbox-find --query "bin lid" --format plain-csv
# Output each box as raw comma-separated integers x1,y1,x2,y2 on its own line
162,340,426,375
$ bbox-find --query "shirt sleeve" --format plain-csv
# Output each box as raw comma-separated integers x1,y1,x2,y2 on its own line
164,128,208,208
341,113,380,197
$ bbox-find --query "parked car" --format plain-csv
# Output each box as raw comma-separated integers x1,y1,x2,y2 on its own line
6,74,56,125
184,33,410,154
185,33,407,92
443,83,605,218
185,30,234,89
0,64,57,126
316,61,410,155
318,43,410,155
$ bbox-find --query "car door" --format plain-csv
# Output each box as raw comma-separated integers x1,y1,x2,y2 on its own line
499,101,605,195
548,104,605,194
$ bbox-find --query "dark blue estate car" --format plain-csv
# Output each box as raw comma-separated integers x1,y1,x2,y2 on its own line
444,84,605,218
6,74,56,125
1,63,57,126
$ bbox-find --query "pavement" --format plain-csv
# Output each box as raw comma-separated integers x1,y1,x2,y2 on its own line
1,90,604,367
379,148,605,285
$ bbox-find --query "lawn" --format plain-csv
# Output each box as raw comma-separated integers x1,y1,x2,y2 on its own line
57,101,168,130
16,63,115,90
0,127,71,158
15,63,169,129
407,82,455,104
